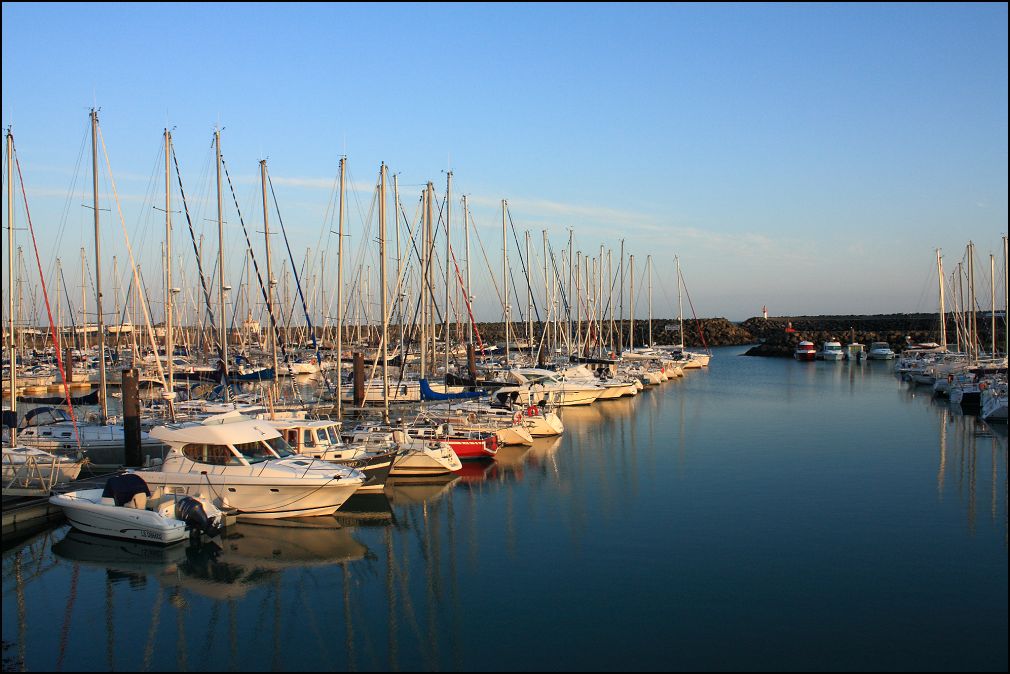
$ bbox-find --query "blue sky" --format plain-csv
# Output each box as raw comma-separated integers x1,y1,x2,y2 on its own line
2,2,1007,324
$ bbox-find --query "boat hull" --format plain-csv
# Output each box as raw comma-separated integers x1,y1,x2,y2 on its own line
50,490,189,544
134,471,361,519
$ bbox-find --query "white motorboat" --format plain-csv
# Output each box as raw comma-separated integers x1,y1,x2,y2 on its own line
817,341,845,361
140,412,365,519
49,473,223,545
257,413,396,492
867,342,896,360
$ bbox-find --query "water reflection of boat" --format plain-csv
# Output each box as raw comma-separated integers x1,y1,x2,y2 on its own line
526,436,562,465
52,521,370,600
455,459,495,485
214,520,369,570
384,475,459,505
52,526,189,571
491,445,530,482
335,492,395,526
556,405,603,426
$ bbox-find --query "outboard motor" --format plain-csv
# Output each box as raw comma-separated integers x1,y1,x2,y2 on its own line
175,496,221,539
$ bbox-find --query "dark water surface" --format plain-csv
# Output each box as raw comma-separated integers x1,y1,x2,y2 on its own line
3,346,1007,671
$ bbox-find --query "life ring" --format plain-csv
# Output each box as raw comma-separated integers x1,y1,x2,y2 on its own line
979,381,988,391
526,405,539,417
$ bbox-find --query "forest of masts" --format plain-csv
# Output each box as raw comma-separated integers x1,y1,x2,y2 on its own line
3,115,695,380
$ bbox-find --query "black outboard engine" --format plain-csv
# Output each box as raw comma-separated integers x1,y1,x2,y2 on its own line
175,496,222,539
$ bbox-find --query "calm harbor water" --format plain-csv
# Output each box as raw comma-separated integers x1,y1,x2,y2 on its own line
3,345,1007,671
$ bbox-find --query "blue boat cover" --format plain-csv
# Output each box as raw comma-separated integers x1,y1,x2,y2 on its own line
102,473,152,507
419,378,484,401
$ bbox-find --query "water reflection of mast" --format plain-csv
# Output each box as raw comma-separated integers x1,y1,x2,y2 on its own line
176,587,188,672
937,407,948,495
16,549,26,672
228,600,237,672
273,574,282,672
990,433,998,531
105,574,114,671
384,528,398,671
342,562,355,671
447,488,462,670
142,587,164,671
424,499,441,668
968,418,978,535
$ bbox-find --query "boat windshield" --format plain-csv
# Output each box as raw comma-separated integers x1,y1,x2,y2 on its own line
262,436,296,458
233,440,278,464
326,425,341,445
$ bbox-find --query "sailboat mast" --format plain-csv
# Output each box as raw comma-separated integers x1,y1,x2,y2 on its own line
936,249,946,351
629,254,635,352
215,129,229,396
164,129,175,418
541,229,549,361
6,129,16,443
598,245,604,357
647,254,653,348
583,253,589,356
380,163,389,422
567,229,573,356
502,199,509,368
427,183,435,371
91,109,109,422
527,230,533,360
463,194,472,346
968,241,976,362
444,171,451,380
261,159,279,394
336,157,345,418
618,240,624,355
677,256,684,348
608,249,614,353
419,188,427,379
577,250,585,353
990,253,996,357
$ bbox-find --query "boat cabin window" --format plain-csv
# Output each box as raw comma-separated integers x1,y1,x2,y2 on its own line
302,430,316,448
262,436,295,458
284,429,299,447
233,440,275,464
182,442,242,466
